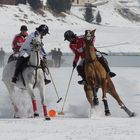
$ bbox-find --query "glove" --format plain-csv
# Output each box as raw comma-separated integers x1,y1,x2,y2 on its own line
73,61,77,69
12,48,18,52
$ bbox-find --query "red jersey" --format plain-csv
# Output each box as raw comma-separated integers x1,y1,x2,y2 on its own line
12,33,27,52
69,36,96,63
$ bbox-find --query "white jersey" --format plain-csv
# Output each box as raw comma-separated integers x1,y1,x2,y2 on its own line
19,31,47,58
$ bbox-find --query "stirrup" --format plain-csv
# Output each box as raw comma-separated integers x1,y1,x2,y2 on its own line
109,72,116,78
78,80,86,85
44,79,51,85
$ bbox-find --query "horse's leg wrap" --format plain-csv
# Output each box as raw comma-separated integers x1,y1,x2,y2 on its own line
32,100,39,117
43,105,51,120
102,99,111,116
43,105,48,116
121,106,135,117
93,87,99,105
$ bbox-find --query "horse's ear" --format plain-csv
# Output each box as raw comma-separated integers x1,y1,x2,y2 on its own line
91,29,96,35
92,29,96,33
85,30,88,35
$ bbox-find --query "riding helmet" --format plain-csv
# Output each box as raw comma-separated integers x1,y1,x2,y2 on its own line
36,24,49,34
64,30,76,41
20,25,28,31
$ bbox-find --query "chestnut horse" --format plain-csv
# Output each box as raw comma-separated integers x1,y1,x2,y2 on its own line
84,29,135,117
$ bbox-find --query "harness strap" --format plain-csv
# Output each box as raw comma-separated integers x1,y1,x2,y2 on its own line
21,72,26,87
45,66,50,75
33,52,39,89
27,65,42,69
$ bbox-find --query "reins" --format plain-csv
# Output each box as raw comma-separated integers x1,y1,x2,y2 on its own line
27,65,42,69
33,51,39,88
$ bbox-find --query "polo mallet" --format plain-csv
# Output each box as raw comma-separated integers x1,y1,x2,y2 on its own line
46,67,62,103
59,68,74,115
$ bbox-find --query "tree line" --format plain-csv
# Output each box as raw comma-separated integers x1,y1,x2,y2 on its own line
84,3,101,24
16,0,101,24
16,0,72,12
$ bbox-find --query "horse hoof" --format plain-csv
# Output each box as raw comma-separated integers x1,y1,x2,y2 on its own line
14,115,20,119
34,113,39,117
45,116,51,120
129,112,136,117
105,110,111,116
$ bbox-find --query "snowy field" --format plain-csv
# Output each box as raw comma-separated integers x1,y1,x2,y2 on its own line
0,67,140,140
0,0,140,139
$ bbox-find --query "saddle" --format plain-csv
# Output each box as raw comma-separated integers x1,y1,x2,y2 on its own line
7,54,18,63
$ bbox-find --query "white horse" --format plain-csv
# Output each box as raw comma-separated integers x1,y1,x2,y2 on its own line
2,45,50,120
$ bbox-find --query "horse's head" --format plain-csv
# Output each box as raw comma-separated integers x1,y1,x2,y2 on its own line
84,29,96,61
30,38,42,66
31,38,42,52
84,29,96,42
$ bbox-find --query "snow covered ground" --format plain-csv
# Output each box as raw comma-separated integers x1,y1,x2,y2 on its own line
0,67,140,140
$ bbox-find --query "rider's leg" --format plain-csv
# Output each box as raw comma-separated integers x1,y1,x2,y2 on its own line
77,60,86,85
12,56,29,83
40,60,51,85
96,52,116,78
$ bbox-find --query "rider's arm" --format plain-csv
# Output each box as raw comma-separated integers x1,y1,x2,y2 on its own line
12,35,20,51
70,44,79,64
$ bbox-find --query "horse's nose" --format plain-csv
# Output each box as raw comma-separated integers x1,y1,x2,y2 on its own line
87,36,91,40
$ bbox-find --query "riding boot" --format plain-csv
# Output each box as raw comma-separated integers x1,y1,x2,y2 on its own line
12,56,28,83
77,65,86,85
40,60,51,85
97,56,116,78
